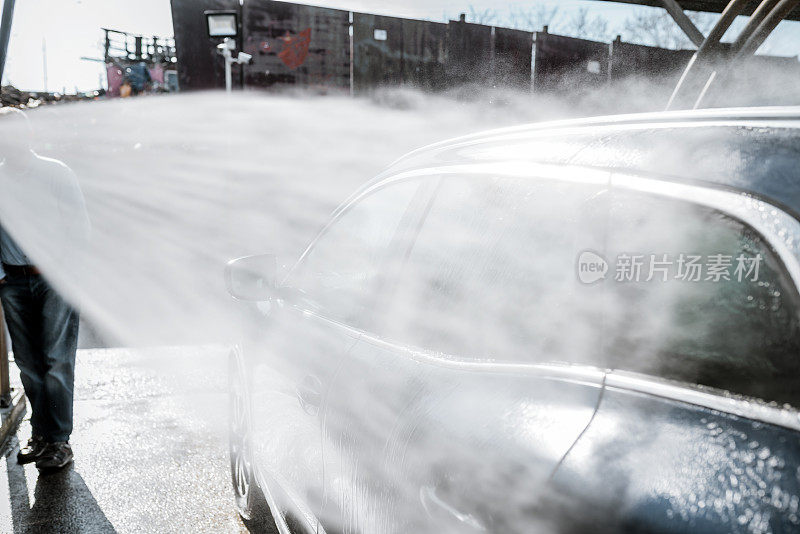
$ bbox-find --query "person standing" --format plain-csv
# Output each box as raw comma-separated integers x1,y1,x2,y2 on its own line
0,107,89,470
126,62,152,95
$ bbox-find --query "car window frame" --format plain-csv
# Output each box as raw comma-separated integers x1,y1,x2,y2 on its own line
282,175,438,330
369,169,613,357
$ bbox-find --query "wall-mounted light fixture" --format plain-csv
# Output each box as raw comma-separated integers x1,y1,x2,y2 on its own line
205,11,239,38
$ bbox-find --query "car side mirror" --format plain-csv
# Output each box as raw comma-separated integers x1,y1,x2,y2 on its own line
225,254,277,301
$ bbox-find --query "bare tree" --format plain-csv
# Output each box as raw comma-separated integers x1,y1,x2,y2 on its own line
623,9,716,49
467,6,499,26
564,7,611,41
467,3,717,53
505,5,610,41
506,4,562,32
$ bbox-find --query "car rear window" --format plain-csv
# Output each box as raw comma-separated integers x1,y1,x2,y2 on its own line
605,192,800,408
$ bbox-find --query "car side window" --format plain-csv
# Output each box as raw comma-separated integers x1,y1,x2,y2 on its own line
378,174,609,363
288,179,421,327
605,192,800,407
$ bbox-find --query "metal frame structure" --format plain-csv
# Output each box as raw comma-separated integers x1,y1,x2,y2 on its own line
595,0,800,19
0,0,16,85
660,0,707,46
102,28,177,65
669,0,800,109
595,0,800,109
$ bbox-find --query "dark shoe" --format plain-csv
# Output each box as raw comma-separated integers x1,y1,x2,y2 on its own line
17,435,46,464
35,442,73,470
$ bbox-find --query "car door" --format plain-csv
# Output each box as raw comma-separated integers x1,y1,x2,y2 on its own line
550,180,800,533
321,168,615,534
246,177,424,528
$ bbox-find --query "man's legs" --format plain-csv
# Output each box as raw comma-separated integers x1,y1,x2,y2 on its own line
35,276,78,443
0,275,48,438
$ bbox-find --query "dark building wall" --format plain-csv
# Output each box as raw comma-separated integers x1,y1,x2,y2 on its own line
171,0,800,100
533,32,609,93
401,19,447,91
609,40,694,82
446,19,493,86
352,13,404,92
242,0,350,91
352,15,446,92
170,0,241,90
494,27,533,90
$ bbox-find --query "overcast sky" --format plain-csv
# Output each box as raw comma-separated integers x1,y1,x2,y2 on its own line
2,0,799,92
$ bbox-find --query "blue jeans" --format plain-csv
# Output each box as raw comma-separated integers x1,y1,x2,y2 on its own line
0,274,78,442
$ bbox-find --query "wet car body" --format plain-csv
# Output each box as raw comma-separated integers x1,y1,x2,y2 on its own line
227,107,800,534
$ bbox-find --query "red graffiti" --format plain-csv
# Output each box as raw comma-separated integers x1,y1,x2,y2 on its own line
278,28,311,70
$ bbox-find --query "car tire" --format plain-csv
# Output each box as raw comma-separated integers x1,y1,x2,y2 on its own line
229,349,277,533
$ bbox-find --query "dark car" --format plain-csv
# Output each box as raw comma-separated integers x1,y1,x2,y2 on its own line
226,107,800,534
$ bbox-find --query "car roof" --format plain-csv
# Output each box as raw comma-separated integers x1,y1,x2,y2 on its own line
373,106,800,220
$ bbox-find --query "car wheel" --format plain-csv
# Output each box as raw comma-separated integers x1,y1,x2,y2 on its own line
229,349,276,533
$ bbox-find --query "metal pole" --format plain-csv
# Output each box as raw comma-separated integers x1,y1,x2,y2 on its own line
218,40,236,93
692,0,780,110
732,0,781,50
104,29,111,62
0,0,17,85
0,303,11,408
42,37,48,92
666,0,750,110
735,0,800,58
238,0,245,91
224,55,232,93
697,0,751,54
659,0,706,48
694,0,800,108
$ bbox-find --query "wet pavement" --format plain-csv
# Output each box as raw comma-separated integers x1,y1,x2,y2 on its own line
0,346,250,533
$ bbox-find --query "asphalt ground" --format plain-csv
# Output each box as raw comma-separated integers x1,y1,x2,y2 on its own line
0,346,250,533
